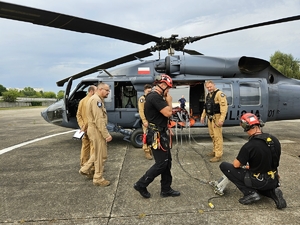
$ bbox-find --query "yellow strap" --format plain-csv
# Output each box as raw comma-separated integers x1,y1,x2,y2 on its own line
152,132,158,149
253,173,260,178
267,171,276,179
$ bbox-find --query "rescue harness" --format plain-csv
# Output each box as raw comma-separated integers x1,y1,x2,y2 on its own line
145,123,172,151
249,133,279,180
252,133,279,170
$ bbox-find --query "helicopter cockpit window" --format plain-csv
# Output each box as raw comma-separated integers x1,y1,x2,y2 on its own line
68,82,94,117
70,88,87,101
239,82,260,105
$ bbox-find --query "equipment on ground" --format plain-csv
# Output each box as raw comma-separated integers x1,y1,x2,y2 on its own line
1,2,300,147
209,175,230,196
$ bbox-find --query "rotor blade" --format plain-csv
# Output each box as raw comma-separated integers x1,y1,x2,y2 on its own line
189,15,300,43
183,49,203,55
0,1,160,45
56,49,153,87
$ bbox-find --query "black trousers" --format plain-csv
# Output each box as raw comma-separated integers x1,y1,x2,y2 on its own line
136,132,172,192
219,162,279,196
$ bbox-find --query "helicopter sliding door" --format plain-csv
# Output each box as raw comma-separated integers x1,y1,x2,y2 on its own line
223,78,268,125
189,79,268,126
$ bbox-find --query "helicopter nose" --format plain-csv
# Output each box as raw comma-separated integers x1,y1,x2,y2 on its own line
41,108,50,123
41,100,64,125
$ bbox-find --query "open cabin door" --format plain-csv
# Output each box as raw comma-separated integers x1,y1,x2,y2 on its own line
64,77,73,122
189,83,205,121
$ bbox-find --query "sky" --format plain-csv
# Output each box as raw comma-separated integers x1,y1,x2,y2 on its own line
0,0,300,93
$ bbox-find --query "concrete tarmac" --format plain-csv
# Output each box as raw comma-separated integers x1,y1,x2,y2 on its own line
0,107,299,224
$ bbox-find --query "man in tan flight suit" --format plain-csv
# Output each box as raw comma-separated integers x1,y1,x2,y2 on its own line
200,80,228,163
79,83,112,186
76,85,97,167
138,84,153,160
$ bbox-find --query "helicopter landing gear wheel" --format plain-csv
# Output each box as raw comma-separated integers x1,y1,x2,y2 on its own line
130,128,143,148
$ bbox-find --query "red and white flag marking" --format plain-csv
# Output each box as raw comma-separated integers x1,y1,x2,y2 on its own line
138,67,150,75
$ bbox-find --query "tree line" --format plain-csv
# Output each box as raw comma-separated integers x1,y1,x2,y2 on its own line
270,51,300,79
0,86,65,102
0,51,299,103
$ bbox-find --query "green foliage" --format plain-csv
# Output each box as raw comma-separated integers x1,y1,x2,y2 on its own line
270,51,300,79
57,90,65,100
35,92,42,98
2,89,19,102
1,86,64,100
21,87,37,97
0,84,7,96
31,102,42,106
0,86,63,106
43,91,56,98
18,91,25,97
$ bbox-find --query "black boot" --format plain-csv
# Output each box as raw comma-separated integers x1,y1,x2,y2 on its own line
239,192,261,205
160,188,180,197
269,188,287,209
134,183,151,198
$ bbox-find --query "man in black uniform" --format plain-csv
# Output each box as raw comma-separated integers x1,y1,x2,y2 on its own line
219,113,287,209
178,95,186,109
134,74,180,198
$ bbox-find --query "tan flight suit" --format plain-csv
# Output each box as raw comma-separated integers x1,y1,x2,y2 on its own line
201,89,228,158
81,94,110,183
138,95,152,159
76,94,94,166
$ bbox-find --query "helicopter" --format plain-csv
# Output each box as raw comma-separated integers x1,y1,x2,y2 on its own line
1,1,300,148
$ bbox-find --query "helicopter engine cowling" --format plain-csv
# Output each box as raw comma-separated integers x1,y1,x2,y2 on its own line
165,55,269,76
